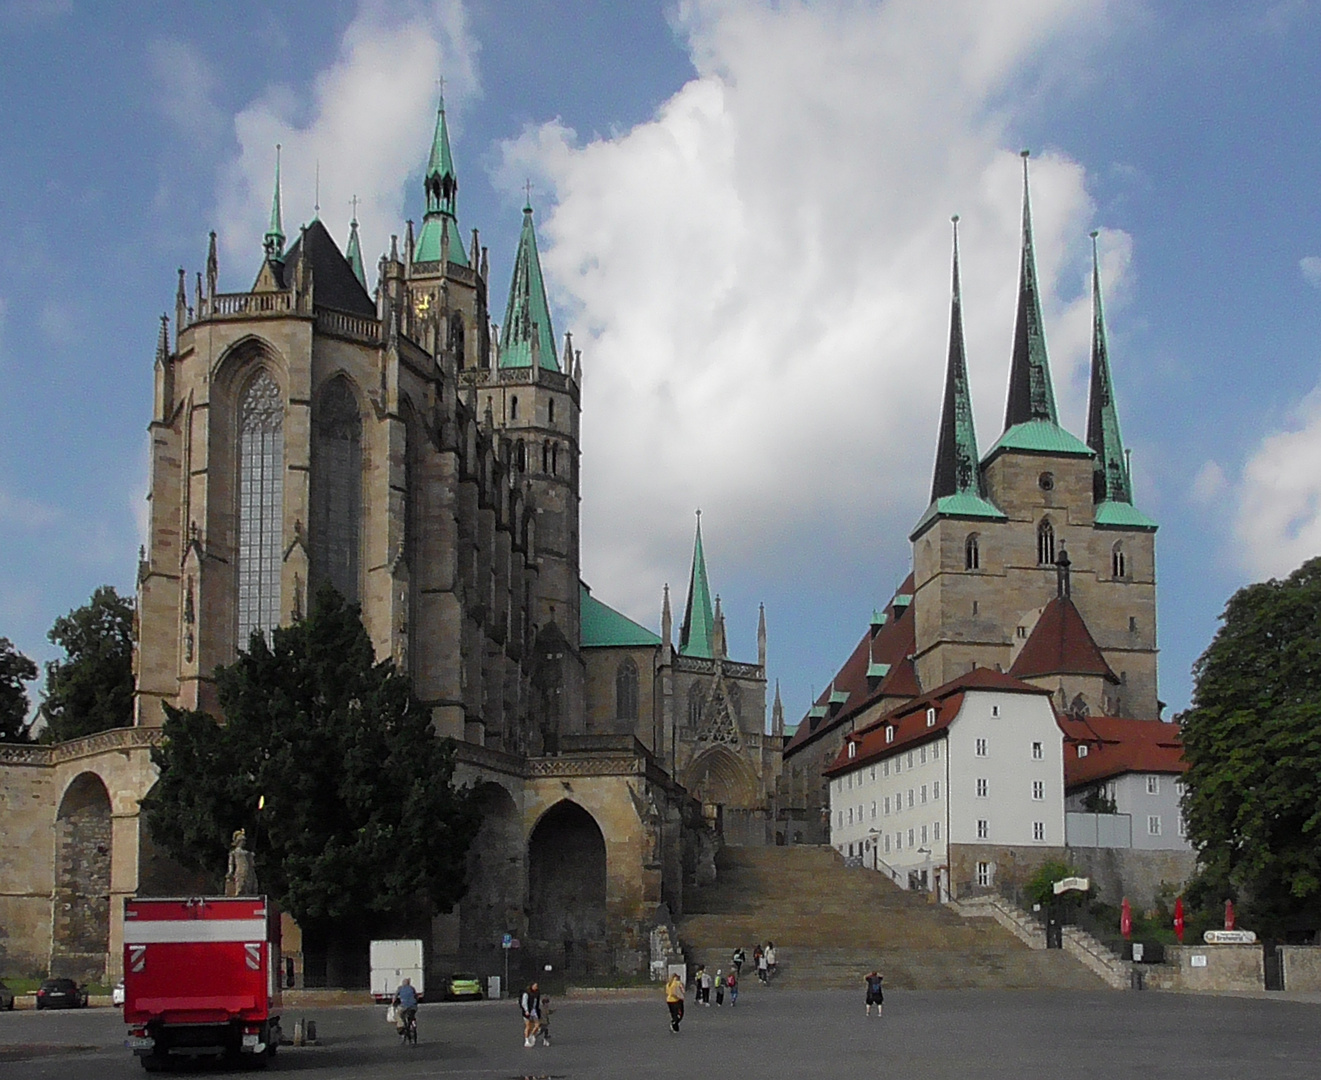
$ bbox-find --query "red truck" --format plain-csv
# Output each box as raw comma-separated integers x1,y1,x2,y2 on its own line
122,896,282,1071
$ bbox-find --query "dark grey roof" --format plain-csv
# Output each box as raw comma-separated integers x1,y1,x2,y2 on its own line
280,218,375,317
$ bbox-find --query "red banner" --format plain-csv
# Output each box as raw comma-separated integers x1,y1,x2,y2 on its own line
1121,897,1132,940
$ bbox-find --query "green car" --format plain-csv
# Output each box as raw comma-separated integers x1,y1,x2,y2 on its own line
446,973,483,1000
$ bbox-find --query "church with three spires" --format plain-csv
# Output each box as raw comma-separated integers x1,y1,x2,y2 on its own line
779,152,1160,844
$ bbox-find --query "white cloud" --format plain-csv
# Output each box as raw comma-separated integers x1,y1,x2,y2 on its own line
1234,384,1321,579
1191,460,1228,506
0,488,59,529
1301,255,1321,290
215,0,478,280
149,38,226,147
499,0,1126,617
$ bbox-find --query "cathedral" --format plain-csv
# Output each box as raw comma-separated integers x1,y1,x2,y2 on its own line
780,153,1160,846
0,97,779,985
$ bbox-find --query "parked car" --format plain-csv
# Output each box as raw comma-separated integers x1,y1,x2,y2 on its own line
35,978,88,1010
446,972,483,1000
0,979,14,1010
112,980,125,1007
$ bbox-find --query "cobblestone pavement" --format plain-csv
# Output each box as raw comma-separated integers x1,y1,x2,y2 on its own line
2,982,1319,1079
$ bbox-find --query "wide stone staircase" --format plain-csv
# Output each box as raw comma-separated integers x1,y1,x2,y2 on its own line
677,846,1105,990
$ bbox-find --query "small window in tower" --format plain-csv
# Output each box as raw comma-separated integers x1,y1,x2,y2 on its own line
1112,541,1126,578
548,398,556,425
1129,616,1138,633
972,600,979,615
510,395,519,421
965,533,980,571
551,443,559,475
1039,471,1055,492
1037,519,1056,565
542,442,550,473
516,440,526,472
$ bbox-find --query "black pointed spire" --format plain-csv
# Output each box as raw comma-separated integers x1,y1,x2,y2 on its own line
1004,151,1059,430
931,215,984,502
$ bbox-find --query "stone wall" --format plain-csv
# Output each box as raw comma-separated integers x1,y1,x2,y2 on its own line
947,843,1070,899
1280,946,1321,991
1146,944,1263,993
1064,846,1197,910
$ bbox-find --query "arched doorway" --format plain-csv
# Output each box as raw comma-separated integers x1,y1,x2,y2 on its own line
527,801,606,976
682,747,761,845
459,783,522,963
52,772,113,980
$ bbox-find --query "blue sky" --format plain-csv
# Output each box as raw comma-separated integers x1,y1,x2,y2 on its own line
2,0,1320,727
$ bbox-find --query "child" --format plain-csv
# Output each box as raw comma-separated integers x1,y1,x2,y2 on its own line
714,968,725,1006
727,968,739,1007
538,994,553,1046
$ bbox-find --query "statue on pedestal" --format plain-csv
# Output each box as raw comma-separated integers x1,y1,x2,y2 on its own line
225,829,259,897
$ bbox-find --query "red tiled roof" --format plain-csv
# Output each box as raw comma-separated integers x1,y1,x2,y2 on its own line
1057,714,1186,788
1009,595,1118,683
783,574,918,756
824,668,1051,777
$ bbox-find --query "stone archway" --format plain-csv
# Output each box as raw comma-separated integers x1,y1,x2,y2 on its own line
682,747,762,846
51,772,113,980
459,783,522,963
527,801,606,976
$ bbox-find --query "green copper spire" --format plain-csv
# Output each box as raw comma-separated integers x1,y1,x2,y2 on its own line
1086,232,1130,504
263,144,285,260
1003,151,1058,429
414,93,468,267
346,197,366,288
499,202,558,370
679,511,716,659
912,217,1006,538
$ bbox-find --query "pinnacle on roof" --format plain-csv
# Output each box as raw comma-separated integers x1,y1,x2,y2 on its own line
499,202,558,370
1086,232,1133,507
1003,151,1058,430
346,201,366,289
263,145,285,260
679,511,716,659
415,93,468,267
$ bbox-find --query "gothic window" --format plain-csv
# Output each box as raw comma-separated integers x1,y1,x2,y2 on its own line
965,533,980,571
516,439,527,472
237,370,284,644
551,443,559,476
548,398,556,425
616,657,639,720
1112,541,1126,579
510,395,519,421
542,441,550,473
449,312,465,369
1037,519,1055,566
310,377,362,603
687,683,703,729
728,682,742,720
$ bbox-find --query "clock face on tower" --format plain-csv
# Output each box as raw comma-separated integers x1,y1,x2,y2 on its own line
414,292,431,317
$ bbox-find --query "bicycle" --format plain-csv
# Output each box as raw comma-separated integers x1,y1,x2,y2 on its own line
398,1007,418,1045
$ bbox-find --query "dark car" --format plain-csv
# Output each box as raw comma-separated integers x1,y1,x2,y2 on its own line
0,980,14,1010
35,978,87,1010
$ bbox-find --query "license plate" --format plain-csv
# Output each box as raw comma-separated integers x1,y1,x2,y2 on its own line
125,1037,155,1050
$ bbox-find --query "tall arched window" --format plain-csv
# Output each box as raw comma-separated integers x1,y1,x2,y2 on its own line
548,398,556,425
516,439,526,472
311,377,362,602
449,312,465,370
510,395,519,421
542,441,549,473
965,533,980,571
237,370,284,644
616,658,639,720
687,684,703,729
1112,541,1126,579
1037,519,1055,566
551,443,559,476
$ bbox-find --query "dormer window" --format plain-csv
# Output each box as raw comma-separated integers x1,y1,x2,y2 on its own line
885,726,894,744
1078,744,1089,758
848,741,857,759
926,707,936,728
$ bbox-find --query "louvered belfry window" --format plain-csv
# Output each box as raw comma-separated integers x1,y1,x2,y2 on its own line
238,371,284,644
311,377,362,603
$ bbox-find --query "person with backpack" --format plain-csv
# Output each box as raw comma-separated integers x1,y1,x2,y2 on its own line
864,970,884,1017
731,946,745,977
727,967,739,1006
665,971,686,1033
520,981,542,1047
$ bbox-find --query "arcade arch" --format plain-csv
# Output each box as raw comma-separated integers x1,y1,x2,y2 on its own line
51,772,113,980
527,801,606,974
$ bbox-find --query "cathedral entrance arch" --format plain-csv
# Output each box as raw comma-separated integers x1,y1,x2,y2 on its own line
682,747,761,845
51,772,113,980
527,800,606,976
459,783,522,962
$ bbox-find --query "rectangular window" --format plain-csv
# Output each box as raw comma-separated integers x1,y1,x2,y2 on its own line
933,821,941,841
895,758,902,774
836,778,843,793
976,861,991,886
883,761,890,777
1078,745,1089,758
1147,776,1160,796
848,807,854,825
871,801,877,820
932,781,941,800
848,842,854,857
907,751,915,768
921,784,928,804
976,778,988,798
1033,821,1045,841
932,741,940,760
1032,780,1044,801
895,832,902,851
977,819,989,840
858,804,864,823
848,774,853,789
908,828,915,848
908,789,915,809
1175,780,1184,797
1148,815,1162,836
920,825,928,845
920,746,927,764
1177,814,1186,839
976,738,988,757
870,766,876,782
838,811,843,829
991,704,1000,717
884,834,891,854
884,797,890,815
1032,741,1043,760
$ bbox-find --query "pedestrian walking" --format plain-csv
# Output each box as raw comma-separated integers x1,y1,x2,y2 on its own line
715,968,725,1006
864,971,884,1017
757,948,769,984
665,972,686,1033
699,965,713,1005
538,994,553,1046
752,943,763,974
732,946,745,977
727,968,739,1006
765,941,778,980
520,981,542,1047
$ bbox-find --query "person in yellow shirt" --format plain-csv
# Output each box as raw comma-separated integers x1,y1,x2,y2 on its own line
665,971,686,1033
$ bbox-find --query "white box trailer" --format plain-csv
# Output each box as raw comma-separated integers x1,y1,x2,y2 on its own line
370,939,425,1002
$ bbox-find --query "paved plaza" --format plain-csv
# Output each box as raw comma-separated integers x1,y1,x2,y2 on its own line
2,985,1319,1079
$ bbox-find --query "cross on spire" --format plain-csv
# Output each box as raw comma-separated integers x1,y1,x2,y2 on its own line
524,178,534,210
350,194,360,224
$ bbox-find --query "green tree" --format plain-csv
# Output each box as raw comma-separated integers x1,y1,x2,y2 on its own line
1180,556,1321,934
141,586,482,943
1024,859,1083,907
40,585,135,743
0,637,38,743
